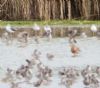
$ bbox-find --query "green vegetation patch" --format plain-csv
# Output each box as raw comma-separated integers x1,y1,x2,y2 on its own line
0,20,99,27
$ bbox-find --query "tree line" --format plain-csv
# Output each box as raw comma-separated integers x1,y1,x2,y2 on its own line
0,0,100,20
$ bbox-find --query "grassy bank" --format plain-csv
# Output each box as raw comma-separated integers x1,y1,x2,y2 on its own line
0,20,99,27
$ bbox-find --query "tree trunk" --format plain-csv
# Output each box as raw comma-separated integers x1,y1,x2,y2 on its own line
67,0,71,20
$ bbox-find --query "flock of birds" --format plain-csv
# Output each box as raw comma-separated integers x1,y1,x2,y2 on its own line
1,49,53,88
1,49,100,88
1,23,100,57
1,23,52,45
66,24,100,57
0,24,100,88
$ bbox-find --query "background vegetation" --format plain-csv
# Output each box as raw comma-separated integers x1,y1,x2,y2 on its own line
0,0,100,21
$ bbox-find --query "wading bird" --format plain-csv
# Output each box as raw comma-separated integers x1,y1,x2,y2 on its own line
90,25,97,36
70,43,80,57
44,25,52,41
32,23,40,43
68,28,77,43
4,24,15,44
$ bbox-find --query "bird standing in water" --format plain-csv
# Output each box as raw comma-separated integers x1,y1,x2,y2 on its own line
44,25,52,41
32,23,40,43
90,24,97,36
5,24,15,45
68,28,77,43
70,43,80,57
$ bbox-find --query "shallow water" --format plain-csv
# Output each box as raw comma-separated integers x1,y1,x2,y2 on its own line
0,37,100,88
0,37,100,69
0,25,100,37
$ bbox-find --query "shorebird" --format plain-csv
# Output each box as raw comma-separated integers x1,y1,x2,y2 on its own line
46,53,54,60
32,23,40,43
81,32,87,38
4,24,15,44
70,43,80,57
17,31,28,44
68,28,77,43
44,25,52,41
90,25,97,36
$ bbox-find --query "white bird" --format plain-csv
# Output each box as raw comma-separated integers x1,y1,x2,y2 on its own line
44,25,52,41
32,23,40,43
90,25,97,32
5,24,14,33
81,32,87,38
44,25,52,33
73,29,77,35
33,23,40,31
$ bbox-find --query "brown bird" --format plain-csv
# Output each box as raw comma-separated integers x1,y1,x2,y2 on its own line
46,53,54,60
70,44,80,57
34,79,42,87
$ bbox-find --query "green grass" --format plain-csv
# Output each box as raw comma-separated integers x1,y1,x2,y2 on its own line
0,20,99,26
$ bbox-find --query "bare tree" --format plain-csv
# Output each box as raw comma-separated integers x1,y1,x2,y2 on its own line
0,0,100,20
